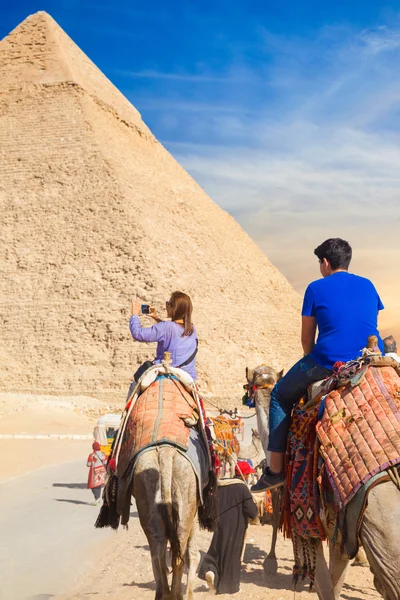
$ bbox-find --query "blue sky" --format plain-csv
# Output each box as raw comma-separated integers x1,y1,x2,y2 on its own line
1,0,400,335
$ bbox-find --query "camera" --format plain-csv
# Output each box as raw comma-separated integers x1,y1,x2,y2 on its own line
141,304,150,315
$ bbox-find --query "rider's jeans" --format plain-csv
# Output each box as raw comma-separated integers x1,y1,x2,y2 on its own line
268,354,331,453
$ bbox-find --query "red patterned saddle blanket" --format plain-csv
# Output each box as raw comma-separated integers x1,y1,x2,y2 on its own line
116,376,198,477
281,365,400,542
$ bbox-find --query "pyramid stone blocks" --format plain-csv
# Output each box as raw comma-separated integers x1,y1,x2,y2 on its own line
0,12,301,405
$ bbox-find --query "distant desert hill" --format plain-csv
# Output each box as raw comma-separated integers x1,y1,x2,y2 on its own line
0,11,301,406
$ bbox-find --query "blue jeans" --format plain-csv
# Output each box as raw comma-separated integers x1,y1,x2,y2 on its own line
268,355,331,453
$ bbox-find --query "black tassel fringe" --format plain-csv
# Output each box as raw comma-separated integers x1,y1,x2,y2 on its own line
198,469,219,532
94,475,120,530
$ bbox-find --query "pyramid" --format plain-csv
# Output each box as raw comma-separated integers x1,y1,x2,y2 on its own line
0,12,301,406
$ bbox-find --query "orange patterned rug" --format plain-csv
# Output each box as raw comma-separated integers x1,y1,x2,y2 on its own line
117,375,198,478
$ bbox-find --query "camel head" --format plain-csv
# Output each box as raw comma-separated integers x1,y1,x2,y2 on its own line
245,364,284,390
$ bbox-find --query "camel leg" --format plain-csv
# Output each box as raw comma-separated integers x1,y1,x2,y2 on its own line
263,489,280,574
353,546,368,567
269,489,280,558
185,521,199,600
314,540,335,600
328,542,350,600
170,556,185,600
148,538,170,600
359,482,400,600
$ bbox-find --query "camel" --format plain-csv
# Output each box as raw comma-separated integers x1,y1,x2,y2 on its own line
238,428,264,466
247,364,400,600
214,425,264,480
245,365,283,571
133,445,199,600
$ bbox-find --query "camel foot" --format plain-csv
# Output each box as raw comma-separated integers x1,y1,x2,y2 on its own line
353,547,368,567
263,555,278,575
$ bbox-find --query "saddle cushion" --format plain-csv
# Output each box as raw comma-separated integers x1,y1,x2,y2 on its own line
117,375,198,477
317,366,400,507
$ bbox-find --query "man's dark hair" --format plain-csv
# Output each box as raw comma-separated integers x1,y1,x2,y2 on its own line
314,238,352,271
383,335,397,353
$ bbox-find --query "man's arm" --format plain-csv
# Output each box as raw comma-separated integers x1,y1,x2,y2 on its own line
301,316,317,355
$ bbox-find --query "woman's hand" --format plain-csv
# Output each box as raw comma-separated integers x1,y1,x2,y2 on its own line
131,298,142,317
149,306,161,322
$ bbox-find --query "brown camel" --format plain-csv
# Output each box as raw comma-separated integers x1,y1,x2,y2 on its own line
133,445,199,600
247,363,400,600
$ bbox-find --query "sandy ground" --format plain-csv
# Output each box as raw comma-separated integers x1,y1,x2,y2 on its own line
59,516,379,600
0,392,382,600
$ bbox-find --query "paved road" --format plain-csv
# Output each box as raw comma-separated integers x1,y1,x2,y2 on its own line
0,460,112,600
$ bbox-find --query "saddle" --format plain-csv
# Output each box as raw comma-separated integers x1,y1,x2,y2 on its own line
282,363,400,545
96,360,217,531
281,362,400,586
209,415,240,456
117,375,199,478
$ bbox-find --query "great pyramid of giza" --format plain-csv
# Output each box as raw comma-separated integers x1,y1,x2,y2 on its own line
0,11,301,406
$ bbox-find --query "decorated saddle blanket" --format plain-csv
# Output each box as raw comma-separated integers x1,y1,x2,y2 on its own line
317,366,400,508
116,375,199,478
281,365,400,540
281,364,400,587
281,402,326,541
209,415,240,456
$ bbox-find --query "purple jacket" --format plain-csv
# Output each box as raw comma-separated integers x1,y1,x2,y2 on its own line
129,316,198,380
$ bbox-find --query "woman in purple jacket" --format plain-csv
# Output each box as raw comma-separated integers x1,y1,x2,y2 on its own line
130,291,198,381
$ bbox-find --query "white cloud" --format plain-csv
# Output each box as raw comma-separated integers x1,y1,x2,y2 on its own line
360,26,400,54
118,69,253,83
142,20,400,334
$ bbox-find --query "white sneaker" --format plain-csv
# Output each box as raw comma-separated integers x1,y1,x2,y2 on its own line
205,571,216,593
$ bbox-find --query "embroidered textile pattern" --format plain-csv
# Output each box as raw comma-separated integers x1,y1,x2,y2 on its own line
281,403,326,541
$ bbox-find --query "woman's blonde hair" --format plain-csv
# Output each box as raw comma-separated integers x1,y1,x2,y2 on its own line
169,291,194,337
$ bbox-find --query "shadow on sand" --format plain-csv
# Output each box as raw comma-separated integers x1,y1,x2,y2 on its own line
341,581,379,600
53,482,87,489
123,580,156,591
54,498,93,506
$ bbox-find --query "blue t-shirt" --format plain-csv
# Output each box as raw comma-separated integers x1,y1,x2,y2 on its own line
302,272,384,370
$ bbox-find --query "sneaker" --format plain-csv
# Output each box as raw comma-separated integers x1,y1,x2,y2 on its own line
205,571,216,593
251,468,284,493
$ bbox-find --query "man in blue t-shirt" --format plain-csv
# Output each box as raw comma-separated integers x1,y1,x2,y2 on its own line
252,238,384,493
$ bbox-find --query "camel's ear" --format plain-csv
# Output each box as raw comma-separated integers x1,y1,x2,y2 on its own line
276,369,284,382
246,367,254,382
